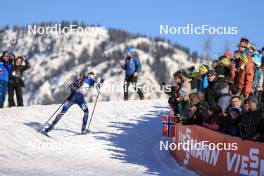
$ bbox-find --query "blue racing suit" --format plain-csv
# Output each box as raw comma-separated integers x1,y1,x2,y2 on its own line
46,77,96,132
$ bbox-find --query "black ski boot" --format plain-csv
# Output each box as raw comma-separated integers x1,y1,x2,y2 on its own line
81,125,89,134
44,124,54,133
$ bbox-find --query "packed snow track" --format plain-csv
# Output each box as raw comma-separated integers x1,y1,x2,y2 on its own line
0,99,196,176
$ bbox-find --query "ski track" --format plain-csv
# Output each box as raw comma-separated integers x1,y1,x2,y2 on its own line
0,99,197,176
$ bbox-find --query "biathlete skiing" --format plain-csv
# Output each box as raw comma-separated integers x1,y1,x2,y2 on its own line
42,71,104,135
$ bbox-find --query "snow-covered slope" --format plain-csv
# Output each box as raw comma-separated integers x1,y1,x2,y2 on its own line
0,99,196,176
0,23,208,105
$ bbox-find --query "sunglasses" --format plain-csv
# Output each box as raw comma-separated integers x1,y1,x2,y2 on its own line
208,74,215,77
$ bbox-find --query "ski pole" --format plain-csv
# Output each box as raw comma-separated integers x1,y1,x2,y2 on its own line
38,98,68,132
87,81,104,130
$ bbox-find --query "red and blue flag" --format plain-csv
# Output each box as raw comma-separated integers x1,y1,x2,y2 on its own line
162,115,176,137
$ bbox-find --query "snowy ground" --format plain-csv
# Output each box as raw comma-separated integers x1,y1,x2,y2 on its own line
0,99,196,176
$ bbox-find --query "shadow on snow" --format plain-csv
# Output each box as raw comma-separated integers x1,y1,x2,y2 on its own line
93,105,176,176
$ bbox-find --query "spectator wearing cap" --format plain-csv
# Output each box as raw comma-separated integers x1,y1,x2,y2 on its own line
190,71,200,92
240,96,264,141
237,37,250,52
187,66,198,92
231,38,255,99
251,47,264,110
198,65,209,91
215,55,231,77
172,70,193,118
249,43,257,53
178,70,192,99
168,70,185,116
164,70,182,98
122,48,144,100
224,51,233,60
205,70,217,106
230,50,241,81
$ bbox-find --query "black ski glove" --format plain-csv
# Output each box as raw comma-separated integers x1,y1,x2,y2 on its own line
69,84,77,92
100,77,105,84
95,77,105,90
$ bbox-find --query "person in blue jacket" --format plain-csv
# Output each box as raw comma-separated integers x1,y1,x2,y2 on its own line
44,72,104,134
0,52,11,108
198,65,209,92
121,48,144,100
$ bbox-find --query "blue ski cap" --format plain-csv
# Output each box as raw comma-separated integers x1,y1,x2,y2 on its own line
124,47,133,54
84,77,95,86
85,72,96,86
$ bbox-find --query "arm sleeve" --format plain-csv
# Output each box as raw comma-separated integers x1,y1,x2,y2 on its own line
230,64,236,80
202,76,209,89
244,64,254,96
135,57,142,73
22,60,31,71
257,70,264,91
121,61,127,70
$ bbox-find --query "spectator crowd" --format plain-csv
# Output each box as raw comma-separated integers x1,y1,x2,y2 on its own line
167,37,264,142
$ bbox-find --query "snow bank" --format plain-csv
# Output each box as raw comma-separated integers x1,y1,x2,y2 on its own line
0,99,196,176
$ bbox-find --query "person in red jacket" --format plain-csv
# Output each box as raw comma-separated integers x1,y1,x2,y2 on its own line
230,38,254,99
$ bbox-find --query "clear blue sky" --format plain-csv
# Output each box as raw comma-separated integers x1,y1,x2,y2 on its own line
1,0,263,57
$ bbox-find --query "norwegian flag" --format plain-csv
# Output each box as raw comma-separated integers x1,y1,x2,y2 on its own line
162,115,176,137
